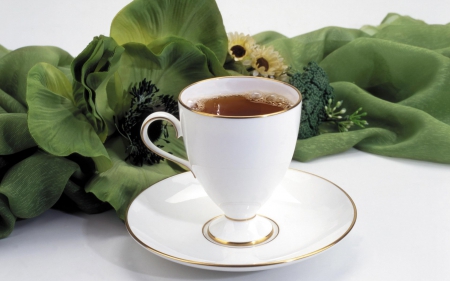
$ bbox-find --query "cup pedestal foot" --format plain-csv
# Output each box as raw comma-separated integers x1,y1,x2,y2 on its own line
202,215,279,247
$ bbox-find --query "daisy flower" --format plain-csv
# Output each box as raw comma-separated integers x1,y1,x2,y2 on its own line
227,32,255,61
251,46,287,78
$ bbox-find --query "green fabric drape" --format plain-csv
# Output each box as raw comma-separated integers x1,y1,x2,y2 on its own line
253,14,450,163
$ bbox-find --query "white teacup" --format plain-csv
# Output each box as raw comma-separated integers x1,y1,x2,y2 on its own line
141,77,301,246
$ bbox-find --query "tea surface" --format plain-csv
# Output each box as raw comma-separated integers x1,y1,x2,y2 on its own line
191,93,291,116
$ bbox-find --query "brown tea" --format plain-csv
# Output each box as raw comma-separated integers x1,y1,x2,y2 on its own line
190,92,292,116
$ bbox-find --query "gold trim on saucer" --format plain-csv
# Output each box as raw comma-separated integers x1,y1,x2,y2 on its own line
178,76,302,119
203,215,276,247
125,168,358,269
207,228,273,247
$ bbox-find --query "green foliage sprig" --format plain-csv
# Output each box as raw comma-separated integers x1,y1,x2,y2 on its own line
324,99,369,132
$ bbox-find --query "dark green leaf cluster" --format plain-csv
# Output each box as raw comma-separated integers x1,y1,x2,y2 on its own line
71,35,124,140
290,62,335,139
0,45,113,238
115,79,179,166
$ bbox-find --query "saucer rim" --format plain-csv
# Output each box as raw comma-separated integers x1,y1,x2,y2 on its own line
125,168,357,269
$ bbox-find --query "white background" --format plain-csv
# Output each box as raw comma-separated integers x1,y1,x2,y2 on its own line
1,1,450,280
1,0,450,56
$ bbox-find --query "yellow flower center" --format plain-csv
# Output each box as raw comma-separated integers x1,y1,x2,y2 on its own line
230,45,246,58
256,58,269,71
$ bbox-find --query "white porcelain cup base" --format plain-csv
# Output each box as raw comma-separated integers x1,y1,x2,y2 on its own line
204,215,278,247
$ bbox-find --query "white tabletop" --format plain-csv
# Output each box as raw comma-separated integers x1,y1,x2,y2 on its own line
1,149,449,280
1,1,450,280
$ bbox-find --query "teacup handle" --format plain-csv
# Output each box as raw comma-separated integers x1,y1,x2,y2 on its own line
140,112,192,172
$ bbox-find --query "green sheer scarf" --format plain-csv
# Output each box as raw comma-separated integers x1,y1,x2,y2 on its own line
254,14,450,163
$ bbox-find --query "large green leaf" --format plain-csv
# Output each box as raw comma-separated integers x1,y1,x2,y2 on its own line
0,113,36,155
153,122,188,162
223,53,249,76
0,194,15,239
71,36,125,140
110,0,228,64
196,44,230,77
0,150,78,218
86,137,184,219
0,46,72,107
116,38,216,102
105,72,130,122
0,88,26,114
0,45,9,59
26,63,111,172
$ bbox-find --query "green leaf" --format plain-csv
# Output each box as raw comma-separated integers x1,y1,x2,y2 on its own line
0,45,9,59
55,179,111,214
196,44,230,77
0,88,27,113
0,113,36,155
117,38,216,102
106,72,130,121
110,0,228,64
86,137,184,219
71,36,125,141
26,63,111,172
223,55,249,76
0,148,37,181
0,194,15,239
153,122,188,161
0,150,78,218
0,46,73,107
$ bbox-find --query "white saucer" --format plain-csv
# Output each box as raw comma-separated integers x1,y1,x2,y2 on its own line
126,169,357,272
